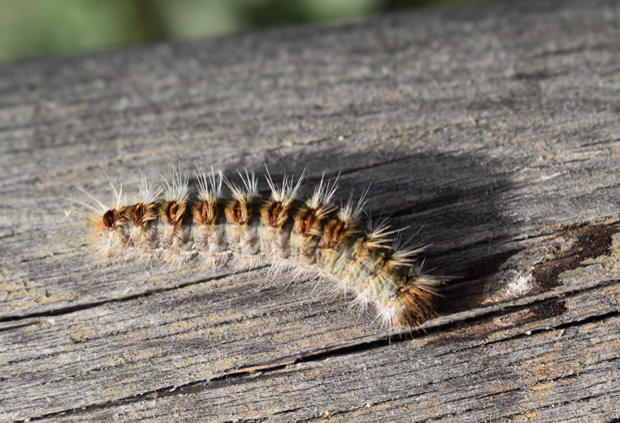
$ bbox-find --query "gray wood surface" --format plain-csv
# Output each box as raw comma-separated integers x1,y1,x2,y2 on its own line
2,0,620,421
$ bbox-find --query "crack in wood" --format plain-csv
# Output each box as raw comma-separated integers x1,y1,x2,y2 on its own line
0,272,238,324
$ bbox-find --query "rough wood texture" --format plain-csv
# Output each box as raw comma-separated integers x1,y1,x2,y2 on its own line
2,0,620,421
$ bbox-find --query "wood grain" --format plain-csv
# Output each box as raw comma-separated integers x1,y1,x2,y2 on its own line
1,0,620,421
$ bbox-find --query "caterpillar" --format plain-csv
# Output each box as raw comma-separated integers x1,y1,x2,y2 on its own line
80,167,441,328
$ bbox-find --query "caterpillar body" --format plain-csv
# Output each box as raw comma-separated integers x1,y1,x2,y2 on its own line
83,168,441,328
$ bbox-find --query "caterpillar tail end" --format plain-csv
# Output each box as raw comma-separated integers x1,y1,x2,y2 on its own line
379,274,443,329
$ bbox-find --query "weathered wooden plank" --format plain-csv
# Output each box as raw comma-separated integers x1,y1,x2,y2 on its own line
1,0,620,421
3,279,619,422
66,317,620,422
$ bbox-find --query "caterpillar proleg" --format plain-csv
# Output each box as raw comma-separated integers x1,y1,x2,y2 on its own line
81,167,442,329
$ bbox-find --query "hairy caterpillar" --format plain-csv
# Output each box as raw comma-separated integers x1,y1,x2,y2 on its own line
81,167,441,328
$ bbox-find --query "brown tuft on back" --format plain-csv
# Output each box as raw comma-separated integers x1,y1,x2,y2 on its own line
295,208,318,236
226,200,251,225
130,204,146,226
195,201,217,225
264,201,289,228
165,201,179,225
320,220,347,249
102,209,119,231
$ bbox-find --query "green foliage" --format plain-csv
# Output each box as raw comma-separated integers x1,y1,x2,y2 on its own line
0,0,487,63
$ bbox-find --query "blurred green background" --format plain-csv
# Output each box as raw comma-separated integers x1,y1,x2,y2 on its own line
0,0,486,63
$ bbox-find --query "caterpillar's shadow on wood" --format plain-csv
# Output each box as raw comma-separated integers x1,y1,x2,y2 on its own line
261,148,519,321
